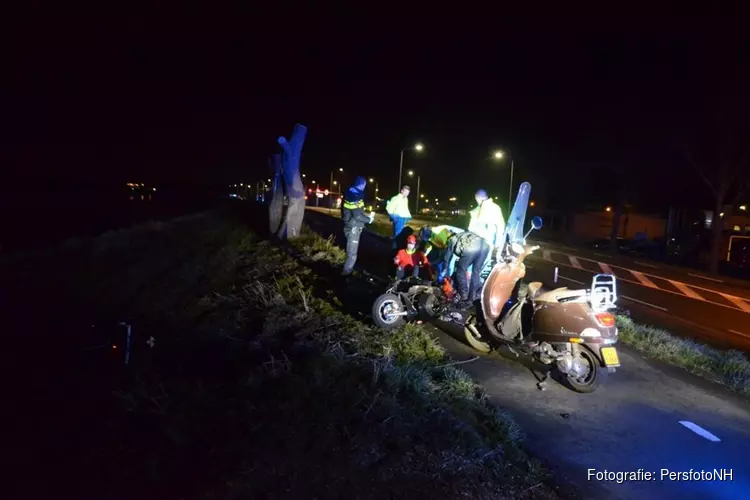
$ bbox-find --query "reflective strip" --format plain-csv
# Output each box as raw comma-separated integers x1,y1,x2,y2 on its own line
343,200,364,209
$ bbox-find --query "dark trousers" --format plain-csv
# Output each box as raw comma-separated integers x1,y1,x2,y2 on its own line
454,240,490,301
343,226,363,274
396,265,420,279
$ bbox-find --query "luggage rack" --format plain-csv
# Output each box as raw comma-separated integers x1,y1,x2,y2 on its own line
589,274,617,312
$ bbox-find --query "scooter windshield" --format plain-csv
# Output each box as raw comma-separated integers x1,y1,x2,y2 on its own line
500,181,531,247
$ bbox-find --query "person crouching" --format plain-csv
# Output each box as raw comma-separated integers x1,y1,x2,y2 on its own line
394,234,434,280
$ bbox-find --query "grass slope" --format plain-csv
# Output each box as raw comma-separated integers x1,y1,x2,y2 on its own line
7,206,562,500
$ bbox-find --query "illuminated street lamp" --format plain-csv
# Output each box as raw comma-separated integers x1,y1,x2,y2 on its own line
492,149,514,214
408,170,421,213
329,168,344,213
399,143,425,192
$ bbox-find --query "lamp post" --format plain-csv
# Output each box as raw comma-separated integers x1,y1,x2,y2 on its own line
493,150,515,214
369,177,379,205
330,167,343,213
408,170,421,214
398,143,424,192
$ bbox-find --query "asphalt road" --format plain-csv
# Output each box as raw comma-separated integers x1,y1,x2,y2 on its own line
306,207,750,352
304,208,750,500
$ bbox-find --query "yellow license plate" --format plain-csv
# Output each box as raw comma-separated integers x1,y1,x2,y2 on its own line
601,347,620,367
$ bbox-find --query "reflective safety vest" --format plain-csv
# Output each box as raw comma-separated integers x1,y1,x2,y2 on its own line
386,194,411,218
469,199,505,245
343,199,365,210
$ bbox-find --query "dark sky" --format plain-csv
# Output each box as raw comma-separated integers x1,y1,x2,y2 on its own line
3,8,750,211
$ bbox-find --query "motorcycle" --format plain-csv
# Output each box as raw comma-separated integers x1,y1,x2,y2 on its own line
462,215,621,393
371,275,452,330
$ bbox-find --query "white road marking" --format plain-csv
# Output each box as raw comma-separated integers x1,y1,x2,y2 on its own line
689,273,724,283
621,295,668,312
679,421,721,442
720,294,750,313
668,280,705,301
630,270,659,289
598,262,615,274
728,329,750,339
569,256,584,269
559,275,585,285
527,255,750,314
594,252,607,257
634,260,659,268
543,250,551,261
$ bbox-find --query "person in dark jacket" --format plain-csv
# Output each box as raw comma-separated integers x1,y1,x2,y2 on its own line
440,230,490,306
341,176,375,276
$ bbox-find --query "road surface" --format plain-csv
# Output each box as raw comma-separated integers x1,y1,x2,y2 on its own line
306,206,750,352
303,208,750,499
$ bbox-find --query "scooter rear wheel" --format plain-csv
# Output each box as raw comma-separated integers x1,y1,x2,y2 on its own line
562,348,599,393
463,314,492,353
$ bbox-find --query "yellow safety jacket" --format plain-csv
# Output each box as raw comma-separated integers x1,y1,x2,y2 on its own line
424,225,465,255
468,198,505,246
386,194,411,218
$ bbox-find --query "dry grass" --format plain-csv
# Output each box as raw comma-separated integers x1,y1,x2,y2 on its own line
9,207,564,500
616,316,750,395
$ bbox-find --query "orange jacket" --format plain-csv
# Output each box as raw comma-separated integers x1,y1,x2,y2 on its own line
394,249,433,278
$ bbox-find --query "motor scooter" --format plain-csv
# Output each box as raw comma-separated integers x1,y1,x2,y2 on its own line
462,216,621,393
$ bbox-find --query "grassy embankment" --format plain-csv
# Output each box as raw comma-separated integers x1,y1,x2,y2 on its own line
7,205,562,500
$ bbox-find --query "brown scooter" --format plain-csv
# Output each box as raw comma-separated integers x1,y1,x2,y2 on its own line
463,216,621,393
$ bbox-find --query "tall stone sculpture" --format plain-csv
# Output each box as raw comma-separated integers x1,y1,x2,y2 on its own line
268,123,307,239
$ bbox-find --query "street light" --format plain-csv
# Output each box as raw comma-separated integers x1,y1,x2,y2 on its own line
399,143,425,192
330,168,344,213
408,170,421,214
368,177,380,203
493,149,514,214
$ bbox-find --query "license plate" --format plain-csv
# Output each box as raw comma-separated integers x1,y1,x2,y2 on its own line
601,347,620,367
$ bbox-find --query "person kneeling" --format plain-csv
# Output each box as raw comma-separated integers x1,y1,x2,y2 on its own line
394,235,434,280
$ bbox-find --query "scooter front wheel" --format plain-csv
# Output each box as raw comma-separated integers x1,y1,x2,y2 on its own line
372,293,407,330
463,314,492,353
562,348,599,393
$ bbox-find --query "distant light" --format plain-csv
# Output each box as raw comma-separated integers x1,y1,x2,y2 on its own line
267,178,271,182
420,194,425,198
240,183,243,186
339,167,344,172
720,212,724,217
408,170,414,176
333,181,338,185
302,174,306,177
415,143,424,151
494,151,504,159
494,196,498,200
324,189,329,195
605,206,612,212
530,201,535,207
434,198,438,202
112,345,117,349
741,205,747,211
311,180,316,183
152,188,156,191
369,178,374,182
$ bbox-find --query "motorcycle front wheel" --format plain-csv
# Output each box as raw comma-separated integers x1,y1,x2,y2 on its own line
562,348,599,393
463,314,492,353
372,293,407,330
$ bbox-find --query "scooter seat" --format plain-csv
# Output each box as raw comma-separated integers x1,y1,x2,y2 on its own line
527,281,544,299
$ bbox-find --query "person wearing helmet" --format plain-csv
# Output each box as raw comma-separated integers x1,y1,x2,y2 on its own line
341,176,375,276
419,225,464,281
393,234,433,280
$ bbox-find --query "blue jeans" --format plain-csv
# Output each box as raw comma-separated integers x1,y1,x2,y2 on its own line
391,216,410,248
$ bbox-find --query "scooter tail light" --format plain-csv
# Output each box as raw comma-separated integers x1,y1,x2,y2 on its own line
594,312,616,327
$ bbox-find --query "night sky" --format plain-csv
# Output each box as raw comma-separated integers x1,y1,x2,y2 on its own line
4,9,750,212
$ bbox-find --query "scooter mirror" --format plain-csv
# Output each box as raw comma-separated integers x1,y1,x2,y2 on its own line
531,216,543,230
511,242,525,254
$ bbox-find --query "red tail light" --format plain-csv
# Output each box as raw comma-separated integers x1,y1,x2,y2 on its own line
594,312,615,327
